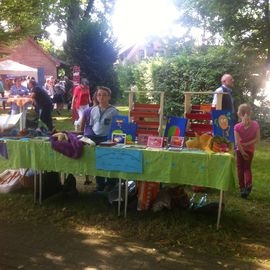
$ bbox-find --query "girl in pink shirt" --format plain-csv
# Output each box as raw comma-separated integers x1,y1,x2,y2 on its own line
234,104,260,198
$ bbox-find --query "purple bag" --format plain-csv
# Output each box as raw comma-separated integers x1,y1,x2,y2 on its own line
50,132,84,159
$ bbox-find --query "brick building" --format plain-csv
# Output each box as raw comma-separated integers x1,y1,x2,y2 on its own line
0,37,60,78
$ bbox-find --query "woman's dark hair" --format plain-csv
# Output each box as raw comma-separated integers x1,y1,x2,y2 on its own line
29,78,36,87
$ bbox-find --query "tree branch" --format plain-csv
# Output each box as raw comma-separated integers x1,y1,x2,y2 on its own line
84,0,95,18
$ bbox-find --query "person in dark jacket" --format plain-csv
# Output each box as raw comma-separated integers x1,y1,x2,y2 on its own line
212,74,237,123
28,79,54,131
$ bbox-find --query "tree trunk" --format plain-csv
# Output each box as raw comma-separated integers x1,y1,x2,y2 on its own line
264,0,270,74
84,0,95,18
66,0,81,44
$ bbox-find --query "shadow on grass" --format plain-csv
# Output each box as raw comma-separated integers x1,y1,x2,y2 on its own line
1,186,270,269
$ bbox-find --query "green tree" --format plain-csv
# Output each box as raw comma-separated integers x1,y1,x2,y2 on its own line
176,0,270,69
64,0,119,99
0,0,72,44
116,46,264,116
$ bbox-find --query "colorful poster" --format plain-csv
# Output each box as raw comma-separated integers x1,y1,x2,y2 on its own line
211,110,234,142
96,148,143,173
164,117,187,138
108,116,137,143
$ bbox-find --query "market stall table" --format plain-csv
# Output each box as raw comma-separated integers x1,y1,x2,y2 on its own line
6,97,32,130
0,139,237,228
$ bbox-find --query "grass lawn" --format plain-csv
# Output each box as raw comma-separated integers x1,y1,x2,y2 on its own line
0,108,270,266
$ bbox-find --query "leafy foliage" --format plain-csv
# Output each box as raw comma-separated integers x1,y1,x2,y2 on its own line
0,0,72,43
116,45,264,117
64,17,119,99
176,0,270,68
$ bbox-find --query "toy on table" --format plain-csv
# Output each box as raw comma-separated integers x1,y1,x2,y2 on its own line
185,133,212,151
209,135,233,153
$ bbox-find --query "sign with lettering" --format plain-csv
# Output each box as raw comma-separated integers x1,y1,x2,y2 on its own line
96,147,143,173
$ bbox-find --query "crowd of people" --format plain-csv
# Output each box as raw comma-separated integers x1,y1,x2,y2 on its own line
0,73,261,197
0,75,76,131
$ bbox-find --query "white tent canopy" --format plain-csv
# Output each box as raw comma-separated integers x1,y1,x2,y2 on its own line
0,60,37,79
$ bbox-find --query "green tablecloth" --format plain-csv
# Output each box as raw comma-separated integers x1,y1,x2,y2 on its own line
0,140,237,191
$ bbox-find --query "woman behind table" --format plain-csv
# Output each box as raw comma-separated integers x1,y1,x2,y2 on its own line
234,103,260,198
71,78,92,131
9,77,29,114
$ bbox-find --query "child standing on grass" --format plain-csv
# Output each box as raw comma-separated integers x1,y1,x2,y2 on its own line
234,104,260,198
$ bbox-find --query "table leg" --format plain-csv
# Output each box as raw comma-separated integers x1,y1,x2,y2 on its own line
118,179,121,216
34,171,37,204
217,190,224,230
19,107,23,131
39,171,42,205
62,173,66,184
124,180,128,218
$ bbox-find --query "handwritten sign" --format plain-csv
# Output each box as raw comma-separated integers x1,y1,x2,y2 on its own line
95,147,143,173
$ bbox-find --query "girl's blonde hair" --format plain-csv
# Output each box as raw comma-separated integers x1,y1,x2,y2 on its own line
238,103,252,125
